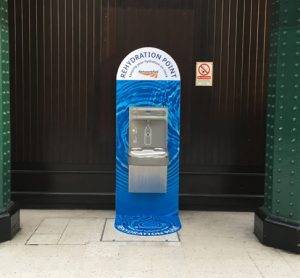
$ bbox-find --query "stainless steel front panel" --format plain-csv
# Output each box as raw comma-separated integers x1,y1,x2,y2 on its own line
129,165,168,193
128,107,169,193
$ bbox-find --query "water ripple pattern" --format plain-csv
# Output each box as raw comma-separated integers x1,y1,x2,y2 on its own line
115,80,181,236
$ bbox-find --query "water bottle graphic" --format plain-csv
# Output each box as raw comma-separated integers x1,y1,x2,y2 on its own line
144,123,152,145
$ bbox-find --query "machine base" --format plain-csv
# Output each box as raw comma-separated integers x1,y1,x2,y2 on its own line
115,214,181,236
254,207,300,254
0,202,20,243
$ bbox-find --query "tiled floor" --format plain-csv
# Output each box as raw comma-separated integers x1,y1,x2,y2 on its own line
0,210,299,278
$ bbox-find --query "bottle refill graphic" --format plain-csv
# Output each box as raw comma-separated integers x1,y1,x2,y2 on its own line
115,47,181,236
144,123,152,146
128,107,168,193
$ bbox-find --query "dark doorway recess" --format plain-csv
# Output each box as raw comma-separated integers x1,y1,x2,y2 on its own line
9,0,270,210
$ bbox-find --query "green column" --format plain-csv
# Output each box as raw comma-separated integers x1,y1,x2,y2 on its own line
0,0,11,211
254,0,300,253
0,0,19,243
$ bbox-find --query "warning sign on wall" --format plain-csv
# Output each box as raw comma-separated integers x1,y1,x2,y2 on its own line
195,62,213,86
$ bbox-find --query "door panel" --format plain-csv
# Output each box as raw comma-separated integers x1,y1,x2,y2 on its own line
9,0,270,210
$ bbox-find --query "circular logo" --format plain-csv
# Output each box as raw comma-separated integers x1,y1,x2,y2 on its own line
116,215,180,236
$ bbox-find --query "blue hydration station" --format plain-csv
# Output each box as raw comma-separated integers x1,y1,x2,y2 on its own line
115,47,182,236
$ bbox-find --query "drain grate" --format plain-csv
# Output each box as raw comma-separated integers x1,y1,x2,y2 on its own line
25,217,180,245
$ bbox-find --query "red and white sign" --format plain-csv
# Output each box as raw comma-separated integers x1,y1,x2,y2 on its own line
195,62,213,86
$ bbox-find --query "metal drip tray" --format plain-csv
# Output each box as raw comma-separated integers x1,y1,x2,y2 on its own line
128,148,168,166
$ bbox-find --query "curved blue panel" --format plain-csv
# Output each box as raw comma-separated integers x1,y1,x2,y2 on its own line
115,48,181,236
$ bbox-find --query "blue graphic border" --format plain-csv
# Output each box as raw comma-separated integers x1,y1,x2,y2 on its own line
115,80,181,236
